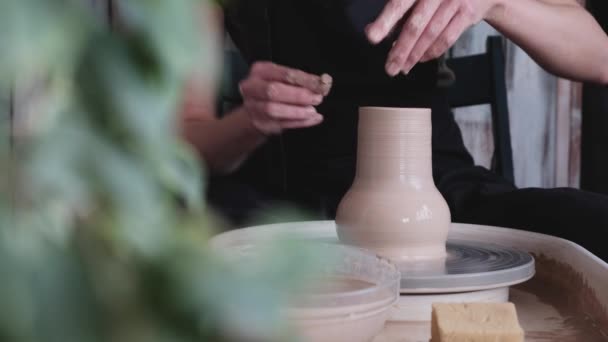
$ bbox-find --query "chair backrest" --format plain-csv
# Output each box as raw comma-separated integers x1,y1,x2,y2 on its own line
446,36,515,183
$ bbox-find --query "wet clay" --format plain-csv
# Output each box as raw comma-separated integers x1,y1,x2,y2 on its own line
512,254,608,341
336,107,451,261
319,73,333,96
284,70,333,96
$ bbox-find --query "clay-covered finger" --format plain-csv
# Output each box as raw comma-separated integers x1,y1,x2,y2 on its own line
250,61,327,95
240,78,323,105
248,100,318,120
280,114,324,129
285,69,325,93
319,73,333,96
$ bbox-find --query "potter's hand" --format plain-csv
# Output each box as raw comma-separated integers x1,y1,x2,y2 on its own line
239,62,333,135
366,0,501,76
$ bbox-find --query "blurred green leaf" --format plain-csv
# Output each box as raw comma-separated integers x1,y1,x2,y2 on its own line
0,0,94,90
0,1,322,342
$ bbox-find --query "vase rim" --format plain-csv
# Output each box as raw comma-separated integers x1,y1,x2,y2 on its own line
359,106,431,115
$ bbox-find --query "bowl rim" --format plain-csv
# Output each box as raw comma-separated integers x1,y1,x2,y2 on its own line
285,296,399,322
292,245,401,302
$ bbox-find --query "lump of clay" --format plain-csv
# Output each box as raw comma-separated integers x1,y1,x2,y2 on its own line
431,303,524,342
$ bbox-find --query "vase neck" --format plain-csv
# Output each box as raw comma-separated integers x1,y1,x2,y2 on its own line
355,108,433,182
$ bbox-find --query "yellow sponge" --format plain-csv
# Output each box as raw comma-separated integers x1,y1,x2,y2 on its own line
431,303,524,342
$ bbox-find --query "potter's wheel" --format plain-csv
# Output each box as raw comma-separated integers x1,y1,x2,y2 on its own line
210,221,535,294
396,240,534,293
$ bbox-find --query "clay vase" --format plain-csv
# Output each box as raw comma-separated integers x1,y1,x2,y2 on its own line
336,107,451,261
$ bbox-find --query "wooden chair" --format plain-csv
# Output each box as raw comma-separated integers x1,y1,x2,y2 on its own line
446,36,515,183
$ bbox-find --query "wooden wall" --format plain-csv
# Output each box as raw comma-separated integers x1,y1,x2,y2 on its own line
451,22,582,188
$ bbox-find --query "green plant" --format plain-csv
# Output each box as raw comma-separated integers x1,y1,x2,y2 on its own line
0,1,316,341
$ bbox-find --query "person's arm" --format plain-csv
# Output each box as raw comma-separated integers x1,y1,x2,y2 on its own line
179,85,267,174
181,63,331,174
365,0,608,85
486,0,608,85
181,5,332,174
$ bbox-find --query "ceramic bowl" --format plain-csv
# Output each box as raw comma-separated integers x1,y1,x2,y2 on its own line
211,238,400,342
285,244,400,342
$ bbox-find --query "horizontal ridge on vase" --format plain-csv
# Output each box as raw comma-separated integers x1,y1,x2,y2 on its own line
336,107,451,261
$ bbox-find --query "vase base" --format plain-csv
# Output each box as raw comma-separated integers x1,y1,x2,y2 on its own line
345,244,448,263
